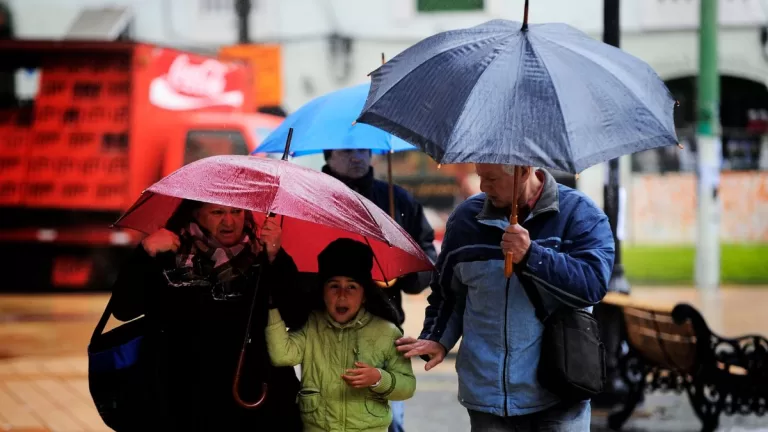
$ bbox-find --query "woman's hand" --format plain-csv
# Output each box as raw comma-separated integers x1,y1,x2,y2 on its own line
260,218,282,263
342,362,382,388
141,229,180,257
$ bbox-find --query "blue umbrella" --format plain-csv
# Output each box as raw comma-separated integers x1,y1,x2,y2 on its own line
253,83,415,157
254,76,418,219
356,2,678,277
356,7,678,174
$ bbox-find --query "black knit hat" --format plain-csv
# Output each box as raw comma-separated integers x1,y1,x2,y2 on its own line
317,238,374,285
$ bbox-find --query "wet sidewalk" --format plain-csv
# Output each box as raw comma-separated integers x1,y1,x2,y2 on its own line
0,287,766,431
400,286,768,431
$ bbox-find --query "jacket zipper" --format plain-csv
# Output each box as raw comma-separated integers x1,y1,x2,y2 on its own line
502,277,511,417
484,189,557,417
500,217,535,417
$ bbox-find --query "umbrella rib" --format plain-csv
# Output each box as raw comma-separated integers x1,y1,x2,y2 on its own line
445,34,519,157
368,27,517,81
368,33,513,130
363,236,390,283
523,35,576,169
264,161,283,216
533,32,676,145
355,193,390,247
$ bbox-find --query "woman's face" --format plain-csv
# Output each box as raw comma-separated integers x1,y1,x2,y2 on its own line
323,276,365,324
194,203,245,247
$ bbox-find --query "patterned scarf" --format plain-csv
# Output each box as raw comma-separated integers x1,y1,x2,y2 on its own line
168,219,261,299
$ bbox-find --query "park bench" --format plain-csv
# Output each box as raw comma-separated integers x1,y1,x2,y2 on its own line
601,292,768,432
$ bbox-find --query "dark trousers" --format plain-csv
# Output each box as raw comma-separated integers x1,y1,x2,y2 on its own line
468,401,590,432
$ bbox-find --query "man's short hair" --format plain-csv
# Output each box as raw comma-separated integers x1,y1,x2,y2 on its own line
502,165,536,175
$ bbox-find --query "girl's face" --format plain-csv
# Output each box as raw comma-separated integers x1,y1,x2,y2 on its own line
323,276,365,324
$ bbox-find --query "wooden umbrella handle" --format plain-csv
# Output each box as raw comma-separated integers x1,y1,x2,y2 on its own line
504,166,523,279
232,252,269,409
233,346,268,409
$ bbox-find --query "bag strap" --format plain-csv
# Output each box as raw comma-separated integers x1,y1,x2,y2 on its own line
90,294,114,343
515,275,550,323
89,250,174,344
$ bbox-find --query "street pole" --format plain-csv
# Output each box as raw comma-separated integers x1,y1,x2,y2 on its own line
602,0,629,294
591,0,629,407
695,0,721,291
235,0,251,44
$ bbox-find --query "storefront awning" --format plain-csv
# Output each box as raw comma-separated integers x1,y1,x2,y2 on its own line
64,7,133,40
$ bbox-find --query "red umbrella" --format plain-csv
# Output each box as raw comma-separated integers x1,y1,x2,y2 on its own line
113,154,433,281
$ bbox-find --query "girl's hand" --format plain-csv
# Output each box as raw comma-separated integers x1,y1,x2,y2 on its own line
141,229,180,257
341,362,382,388
374,278,399,289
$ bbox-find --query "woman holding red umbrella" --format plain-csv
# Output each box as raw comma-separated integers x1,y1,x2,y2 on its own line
95,154,434,431
110,199,307,431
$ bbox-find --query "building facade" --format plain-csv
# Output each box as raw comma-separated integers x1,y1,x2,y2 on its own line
5,0,768,243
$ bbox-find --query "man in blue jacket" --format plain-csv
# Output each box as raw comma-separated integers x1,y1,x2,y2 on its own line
322,148,437,432
396,164,615,431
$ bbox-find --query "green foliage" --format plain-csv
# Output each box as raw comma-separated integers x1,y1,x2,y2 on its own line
623,244,768,285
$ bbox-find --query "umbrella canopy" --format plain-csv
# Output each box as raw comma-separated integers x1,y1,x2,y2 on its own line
113,155,433,281
254,83,416,157
357,18,678,173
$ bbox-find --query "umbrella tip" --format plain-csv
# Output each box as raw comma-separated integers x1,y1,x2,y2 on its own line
575,173,580,180
381,52,386,65
437,164,442,169
282,128,294,161
677,142,684,150
351,120,357,126
521,0,529,31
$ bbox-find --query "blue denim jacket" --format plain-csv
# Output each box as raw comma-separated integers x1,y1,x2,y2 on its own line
420,169,615,417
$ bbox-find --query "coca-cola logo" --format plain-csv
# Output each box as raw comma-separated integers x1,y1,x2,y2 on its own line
149,54,245,111
166,55,228,97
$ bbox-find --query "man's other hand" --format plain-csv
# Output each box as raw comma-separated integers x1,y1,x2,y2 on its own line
395,336,446,371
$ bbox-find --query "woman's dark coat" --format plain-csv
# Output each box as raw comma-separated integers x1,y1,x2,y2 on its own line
110,246,308,431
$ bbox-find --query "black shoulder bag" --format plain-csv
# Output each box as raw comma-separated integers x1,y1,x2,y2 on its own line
88,295,169,431
519,277,606,402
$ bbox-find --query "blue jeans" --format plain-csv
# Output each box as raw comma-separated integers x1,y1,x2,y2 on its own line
468,401,590,432
388,400,405,432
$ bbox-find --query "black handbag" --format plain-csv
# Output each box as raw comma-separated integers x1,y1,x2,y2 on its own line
520,277,606,402
87,295,166,431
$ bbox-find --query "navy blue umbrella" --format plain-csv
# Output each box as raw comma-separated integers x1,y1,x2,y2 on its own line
357,5,678,175
357,3,678,277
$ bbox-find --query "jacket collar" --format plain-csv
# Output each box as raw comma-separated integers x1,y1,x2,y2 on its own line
476,168,560,223
324,307,373,330
322,165,374,195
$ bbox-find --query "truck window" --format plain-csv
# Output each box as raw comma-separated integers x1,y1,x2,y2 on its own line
184,129,248,165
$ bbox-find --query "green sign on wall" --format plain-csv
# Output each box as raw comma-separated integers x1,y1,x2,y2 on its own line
417,0,484,13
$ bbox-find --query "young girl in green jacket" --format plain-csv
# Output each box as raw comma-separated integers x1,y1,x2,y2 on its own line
265,238,416,432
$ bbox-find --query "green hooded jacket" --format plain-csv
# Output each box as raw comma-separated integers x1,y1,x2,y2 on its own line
266,308,416,432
